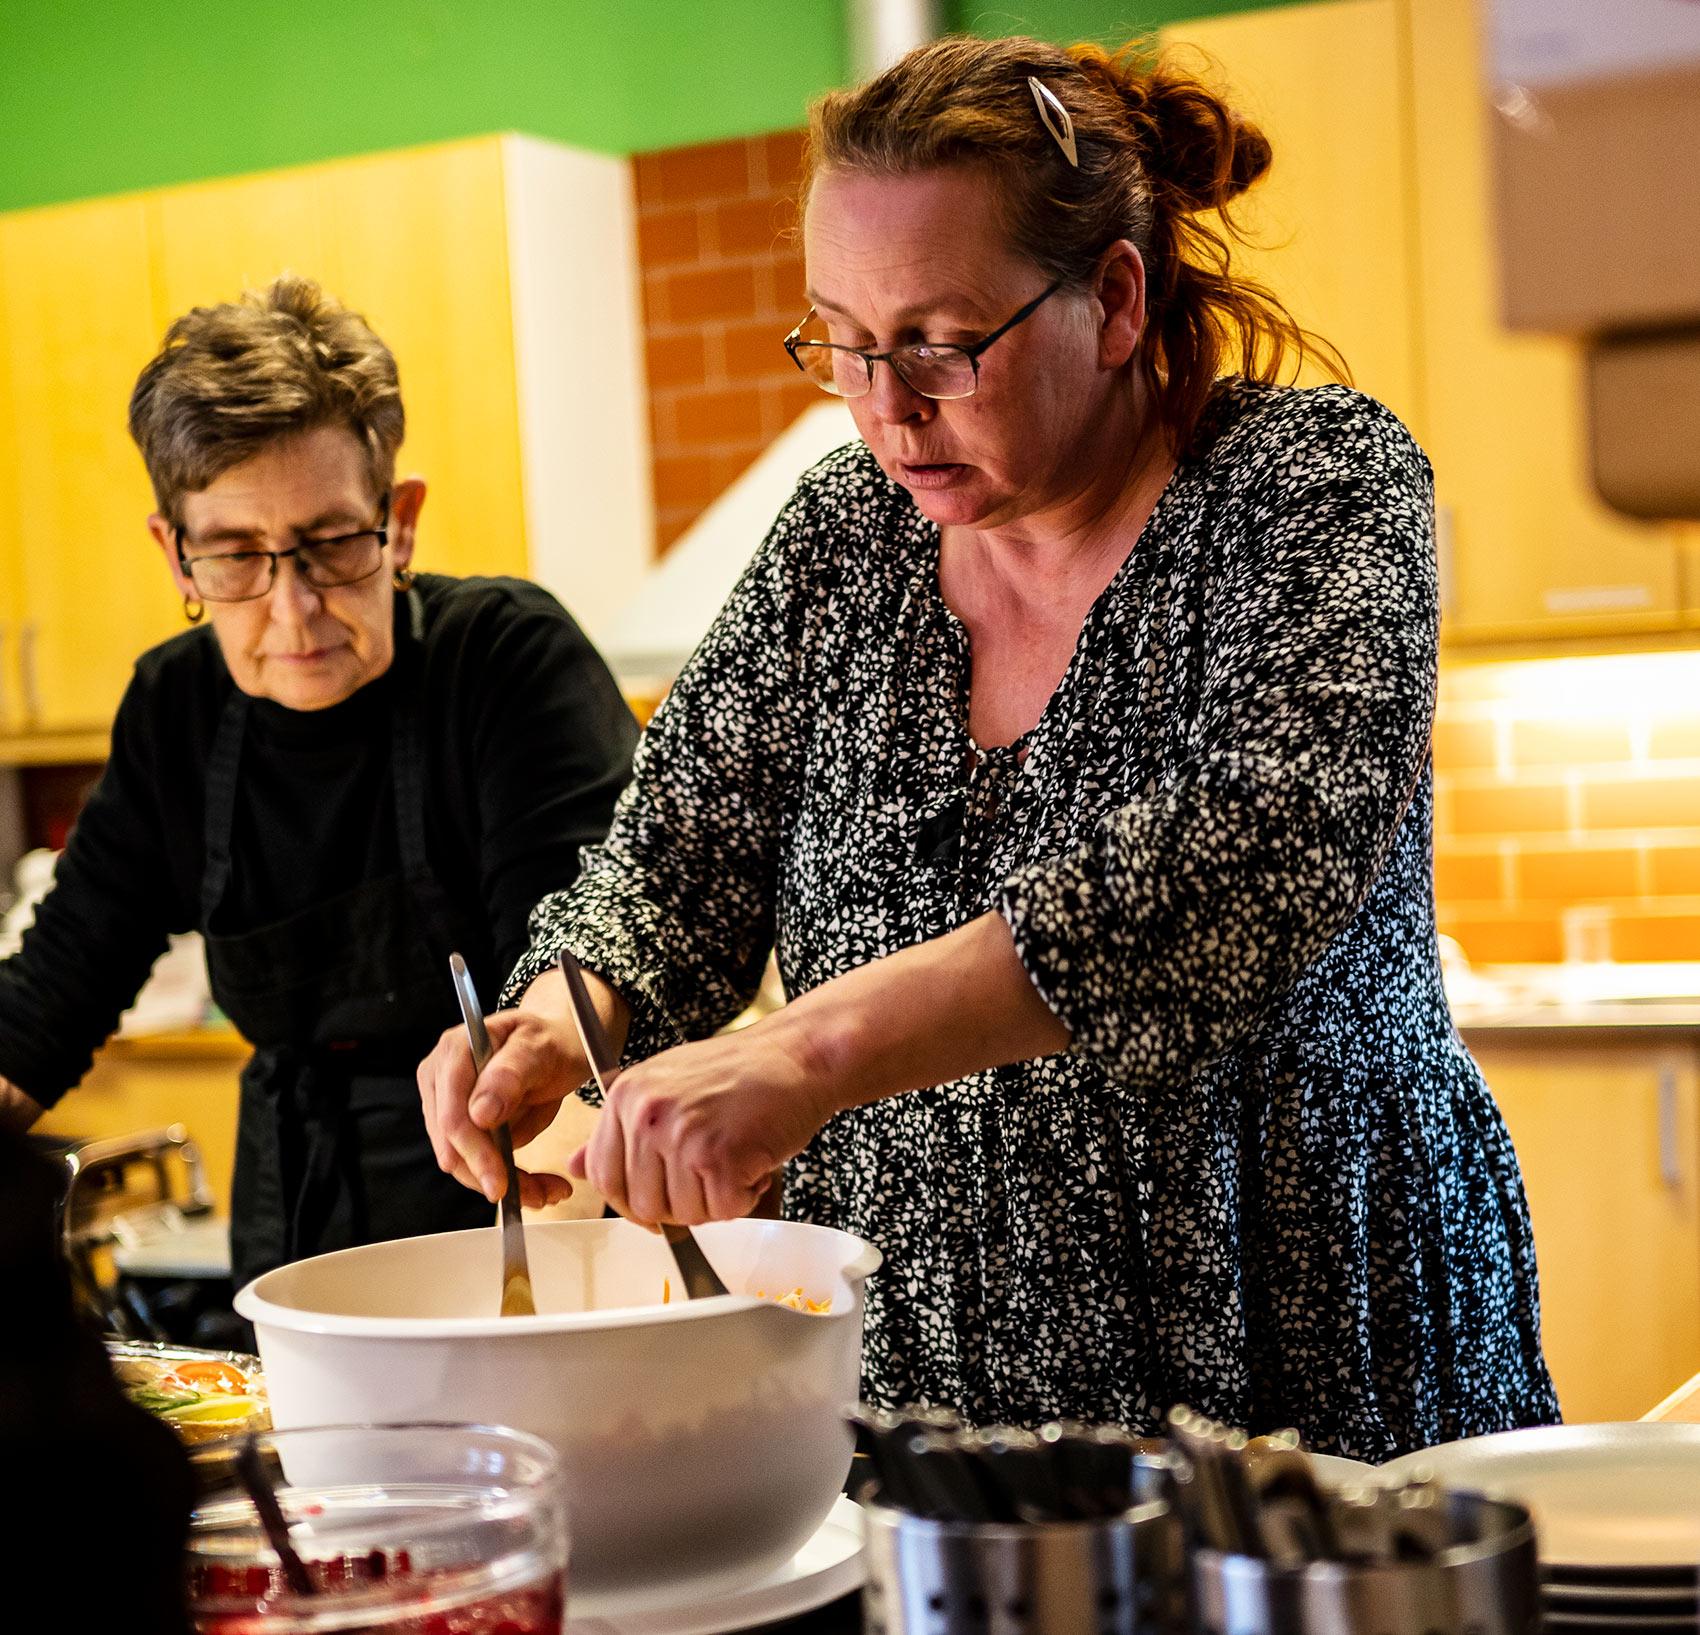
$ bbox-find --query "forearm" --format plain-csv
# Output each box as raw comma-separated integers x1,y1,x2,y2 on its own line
770,912,1070,1117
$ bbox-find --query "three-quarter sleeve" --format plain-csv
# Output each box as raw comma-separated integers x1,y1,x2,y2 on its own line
453,588,640,987
0,676,184,1105
994,391,1438,1087
501,481,825,1070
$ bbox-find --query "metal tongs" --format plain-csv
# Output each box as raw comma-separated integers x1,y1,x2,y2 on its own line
556,949,729,1299
849,1405,1160,1524
449,952,535,1317
1163,1406,1456,1566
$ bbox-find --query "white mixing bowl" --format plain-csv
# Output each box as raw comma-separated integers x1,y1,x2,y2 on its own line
234,1216,881,1597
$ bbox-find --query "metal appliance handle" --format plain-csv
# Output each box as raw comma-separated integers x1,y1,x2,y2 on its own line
1659,1066,1682,1192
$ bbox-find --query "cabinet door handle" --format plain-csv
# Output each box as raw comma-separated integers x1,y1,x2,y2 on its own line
19,619,39,728
1435,503,1456,622
1659,1067,1682,1191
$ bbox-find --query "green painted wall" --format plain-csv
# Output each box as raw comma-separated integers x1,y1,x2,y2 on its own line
0,0,1301,214
963,0,1300,40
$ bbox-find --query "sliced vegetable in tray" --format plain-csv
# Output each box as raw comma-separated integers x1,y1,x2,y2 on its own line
106,1340,271,1445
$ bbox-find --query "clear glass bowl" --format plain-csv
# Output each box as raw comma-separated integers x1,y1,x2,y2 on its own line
185,1423,566,1633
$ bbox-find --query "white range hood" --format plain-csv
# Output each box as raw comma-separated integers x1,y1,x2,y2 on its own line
603,401,861,686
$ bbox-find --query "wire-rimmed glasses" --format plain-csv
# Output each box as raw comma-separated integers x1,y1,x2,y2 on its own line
783,279,1065,401
175,495,391,603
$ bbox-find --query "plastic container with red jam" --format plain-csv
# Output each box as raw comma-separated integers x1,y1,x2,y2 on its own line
185,1424,566,1634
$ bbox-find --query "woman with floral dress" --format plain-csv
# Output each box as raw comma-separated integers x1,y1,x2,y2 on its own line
417,33,1559,1459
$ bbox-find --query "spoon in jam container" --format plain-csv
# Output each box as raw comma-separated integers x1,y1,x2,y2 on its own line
449,953,536,1317
557,949,729,1299
234,1435,315,1597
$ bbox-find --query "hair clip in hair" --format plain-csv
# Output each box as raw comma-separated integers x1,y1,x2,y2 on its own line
1028,77,1079,167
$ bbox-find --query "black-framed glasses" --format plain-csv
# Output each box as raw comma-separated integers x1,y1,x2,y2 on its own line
783,279,1066,401
175,494,391,604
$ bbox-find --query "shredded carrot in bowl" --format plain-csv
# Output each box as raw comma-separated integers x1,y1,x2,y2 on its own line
660,1279,831,1312
757,1287,833,1314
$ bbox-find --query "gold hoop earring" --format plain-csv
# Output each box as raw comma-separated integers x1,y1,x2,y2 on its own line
183,596,205,624
392,568,415,591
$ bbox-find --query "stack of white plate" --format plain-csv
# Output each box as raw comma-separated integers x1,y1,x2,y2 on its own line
1542,1561,1700,1635
1382,1424,1700,1633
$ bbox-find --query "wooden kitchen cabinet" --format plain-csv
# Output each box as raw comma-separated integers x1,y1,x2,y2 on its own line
1682,526,1700,624
0,195,182,733
1407,0,1685,645
34,1030,249,1218
0,139,533,737
1472,1036,1700,1422
315,143,531,588
34,1028,609,1228
146,139,529,589
1160,0,1421,429
0,409,21,736
1172,0,1686,649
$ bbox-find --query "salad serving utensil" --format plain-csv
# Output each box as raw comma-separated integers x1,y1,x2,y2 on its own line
234,1434,316,1596
449,952,536,1317
556,948,729,1299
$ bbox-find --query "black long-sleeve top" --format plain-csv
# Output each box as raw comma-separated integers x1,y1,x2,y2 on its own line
0,572,637,1105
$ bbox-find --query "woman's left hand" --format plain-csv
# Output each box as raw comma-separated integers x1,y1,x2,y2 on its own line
573,913,1069,1224
569,1018,840,1225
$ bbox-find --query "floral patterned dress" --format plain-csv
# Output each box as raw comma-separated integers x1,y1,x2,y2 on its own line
508,379,1560,1461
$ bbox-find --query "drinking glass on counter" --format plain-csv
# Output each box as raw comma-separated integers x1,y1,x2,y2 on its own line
185,1423,567,1633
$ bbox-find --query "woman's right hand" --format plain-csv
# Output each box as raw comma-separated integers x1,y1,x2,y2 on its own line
416,965,629,1210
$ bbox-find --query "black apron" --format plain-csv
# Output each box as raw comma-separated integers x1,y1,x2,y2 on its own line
205,615,495,1290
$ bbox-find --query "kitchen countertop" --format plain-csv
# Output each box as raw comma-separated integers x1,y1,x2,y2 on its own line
105,1023,249,1062
1447,961,1700,1037
732,1365,1700,1633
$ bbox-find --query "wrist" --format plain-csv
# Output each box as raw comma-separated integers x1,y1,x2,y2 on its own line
764,982,876,1121
522,963,632,1060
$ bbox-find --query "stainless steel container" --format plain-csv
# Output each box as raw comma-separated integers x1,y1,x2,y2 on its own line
861,1479,1180,1635
1190,1488,1540,1635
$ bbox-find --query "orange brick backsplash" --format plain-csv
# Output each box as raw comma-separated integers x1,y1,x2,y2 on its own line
1510,718,1634,767
1432,848,1507,904
1431,716,1502,773
1579,772,1700,832
1649,847,1700,897
1515,845,1641,902
712,194,799,259
758,129,807,195
759,255,810,319
671,384,768,447
1608,912,1700,962
1428,652,1700,961
721,314,789,381
632,129,815,558
655,510,696,552
656,261,761,327
764,375,824,432
637,204,702,266
1435,911,1567,965
645,330,710,393
634,135,771,209
635,129,804,206
1446,778,1573,837
651,452,717,514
